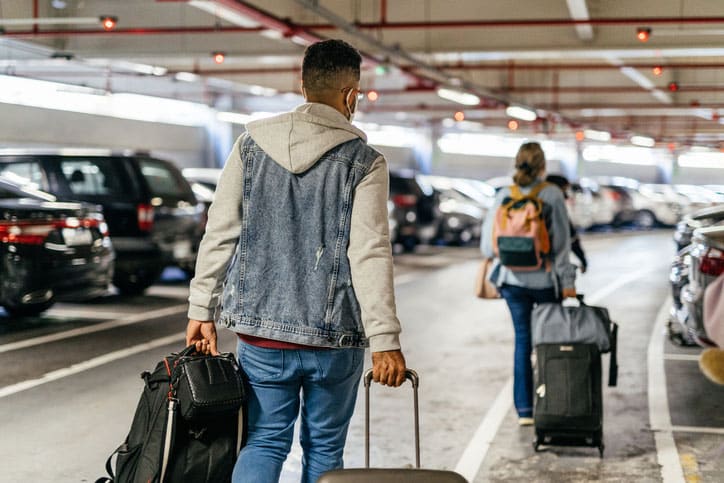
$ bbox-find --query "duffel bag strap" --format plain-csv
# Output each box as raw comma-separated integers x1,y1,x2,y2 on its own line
94,443,124,483
608,322,619,387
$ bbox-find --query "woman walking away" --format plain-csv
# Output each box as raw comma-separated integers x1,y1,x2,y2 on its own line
480,142,578,426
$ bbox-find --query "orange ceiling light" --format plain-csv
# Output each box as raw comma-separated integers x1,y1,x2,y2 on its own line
213,52,226,64
454,111,465,122
575,130,585,142
652,65,663,76
507,120,519,131
100,16,117,31
636,27,651,42
367,90,379,102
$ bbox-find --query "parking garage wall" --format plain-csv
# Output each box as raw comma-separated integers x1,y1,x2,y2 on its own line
0,103,211,168
431,152,563,180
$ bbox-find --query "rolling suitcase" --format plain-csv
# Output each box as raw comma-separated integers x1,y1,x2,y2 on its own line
532,343,605,457
318,369,467,483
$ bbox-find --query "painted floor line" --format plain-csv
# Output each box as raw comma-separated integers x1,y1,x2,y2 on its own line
671,426,724,435
0,332,185,399
0,305,187,354
44,309,130,319
663,354,701,362
648,296,686,483
452,266,662,482
453,378,513,482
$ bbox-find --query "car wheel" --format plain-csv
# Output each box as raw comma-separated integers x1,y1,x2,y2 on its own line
3,298,55,317
113,268,161,295
635,210,656,229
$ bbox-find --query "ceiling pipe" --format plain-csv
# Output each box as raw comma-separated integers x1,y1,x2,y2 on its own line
297,16,724,30
0,25,265,37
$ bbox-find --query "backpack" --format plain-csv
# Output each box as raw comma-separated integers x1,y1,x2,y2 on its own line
96,347,245,483
493,182,552,271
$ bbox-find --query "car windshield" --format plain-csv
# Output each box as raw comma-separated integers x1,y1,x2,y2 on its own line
139,159,195,202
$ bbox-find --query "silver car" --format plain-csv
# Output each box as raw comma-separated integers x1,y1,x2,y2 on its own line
678,225,724,347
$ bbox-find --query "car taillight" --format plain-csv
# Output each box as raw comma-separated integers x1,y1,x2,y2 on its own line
0,220,56,245
605,190,622,201
137,204,155,232
0,217,106,245
700,248,724,276
392,194,418,209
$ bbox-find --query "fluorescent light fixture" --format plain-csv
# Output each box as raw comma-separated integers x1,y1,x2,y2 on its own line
0,75,211,126
86,59,167,76
290,35,312,46
583,145,656,165
216,112,253,125
630,135,656,147
249,85,277,96
678,152,724,169
188,0,260,27
583,129,611,142
436,88,480,106
505,105,537,121
175,72,200,83
261,29,284,40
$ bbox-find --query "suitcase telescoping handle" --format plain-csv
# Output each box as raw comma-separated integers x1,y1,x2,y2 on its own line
363,368,420,469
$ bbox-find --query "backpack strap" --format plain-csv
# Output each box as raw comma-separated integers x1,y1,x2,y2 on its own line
509,184,522,199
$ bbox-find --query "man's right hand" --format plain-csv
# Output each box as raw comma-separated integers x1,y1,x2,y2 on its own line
371,350,407,387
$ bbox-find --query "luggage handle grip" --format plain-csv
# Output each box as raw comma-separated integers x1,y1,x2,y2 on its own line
363,368,421,469
363,368,419,388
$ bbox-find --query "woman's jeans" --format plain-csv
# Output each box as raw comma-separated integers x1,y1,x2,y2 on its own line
233,339,364,483
499,283,558,418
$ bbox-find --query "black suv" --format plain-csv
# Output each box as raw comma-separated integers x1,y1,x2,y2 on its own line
0,150,203,295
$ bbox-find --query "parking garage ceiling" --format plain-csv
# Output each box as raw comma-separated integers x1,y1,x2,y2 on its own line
1,0,724,146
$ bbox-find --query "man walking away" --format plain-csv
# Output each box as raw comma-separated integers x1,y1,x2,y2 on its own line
185,39,407,483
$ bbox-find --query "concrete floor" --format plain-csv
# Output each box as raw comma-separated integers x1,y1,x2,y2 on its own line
0,231,721,482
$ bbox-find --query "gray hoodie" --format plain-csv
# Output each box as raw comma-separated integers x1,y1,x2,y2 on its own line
187,103,401,352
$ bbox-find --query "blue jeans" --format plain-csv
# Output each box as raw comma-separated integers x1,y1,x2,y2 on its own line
233,340,364,483
499,284,558,418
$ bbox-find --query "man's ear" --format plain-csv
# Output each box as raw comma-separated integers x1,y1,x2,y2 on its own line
300,80,306,100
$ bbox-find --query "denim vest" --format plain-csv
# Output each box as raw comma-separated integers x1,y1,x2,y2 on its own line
217,135,380,348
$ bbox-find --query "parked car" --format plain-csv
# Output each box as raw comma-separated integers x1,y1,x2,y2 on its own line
0,175,114,316
678,225,724,346
389,170,440,251
182,168,222,191
421,176,487,245
0,150,203,295
668,244,696,346
673,204,724,251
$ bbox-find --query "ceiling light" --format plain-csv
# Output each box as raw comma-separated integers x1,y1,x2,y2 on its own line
575,131,585,141
260,29,284,40
668,81,679,92
290,35,312,46
51,0,67,9
508,120,519,131
367,90,379,102
436,88,480,106
175,72,200,83
584,129,612,142
631,135,655,147
188,0,260,27
212,52,225,64
636,27,651,42
652,65,663,76
100,16,117,31
505,105,537,121
454,111,465,122
217,112,253,125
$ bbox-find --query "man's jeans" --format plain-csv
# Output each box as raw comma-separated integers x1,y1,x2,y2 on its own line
499,284,558,418
233,340,364,483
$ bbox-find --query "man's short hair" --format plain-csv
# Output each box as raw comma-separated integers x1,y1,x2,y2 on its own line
302,39,362,93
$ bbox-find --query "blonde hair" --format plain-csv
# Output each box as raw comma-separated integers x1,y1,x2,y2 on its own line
513,142,546,187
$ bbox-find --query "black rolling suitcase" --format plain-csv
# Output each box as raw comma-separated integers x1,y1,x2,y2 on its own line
533,343,605,457
318,369,467,483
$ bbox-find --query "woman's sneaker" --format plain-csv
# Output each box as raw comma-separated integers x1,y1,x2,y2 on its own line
518,417,534,426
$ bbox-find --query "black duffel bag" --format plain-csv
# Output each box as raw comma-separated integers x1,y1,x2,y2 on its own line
96,345,245,483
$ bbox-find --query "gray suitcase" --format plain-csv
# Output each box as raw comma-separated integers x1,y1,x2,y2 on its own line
318,369,467,483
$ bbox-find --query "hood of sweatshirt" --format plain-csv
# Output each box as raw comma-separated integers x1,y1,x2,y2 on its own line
244,103,368,174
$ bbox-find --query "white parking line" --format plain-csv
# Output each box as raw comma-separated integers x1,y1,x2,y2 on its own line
671,426,724,435
648,297,686,483
454,378,512,482
0,305,187,354
663,353,701,362
0,332,185,399
453,266,659,482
